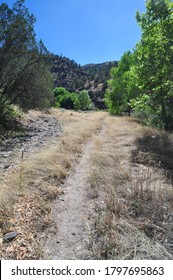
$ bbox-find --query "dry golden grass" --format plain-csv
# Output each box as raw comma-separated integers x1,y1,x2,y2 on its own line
0,109,106,259
2,110,173,260
88,116,173,260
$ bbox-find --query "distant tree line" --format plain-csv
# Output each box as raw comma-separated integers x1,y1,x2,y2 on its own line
54,87,93,110
105,0,173,130
0,0,53,125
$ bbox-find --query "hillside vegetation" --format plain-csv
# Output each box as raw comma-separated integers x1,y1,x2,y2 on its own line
50,55,117,109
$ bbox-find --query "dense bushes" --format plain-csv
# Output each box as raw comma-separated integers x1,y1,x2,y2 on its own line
54,87,93,110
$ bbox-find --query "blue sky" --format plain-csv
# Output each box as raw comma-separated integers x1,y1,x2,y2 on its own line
2,0,146,65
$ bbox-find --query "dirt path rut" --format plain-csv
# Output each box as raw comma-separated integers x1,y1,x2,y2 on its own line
43,123,104,259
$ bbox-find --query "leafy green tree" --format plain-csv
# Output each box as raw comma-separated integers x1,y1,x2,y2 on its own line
54,87,69,98
104,51,138,115
76,90,92,110
58,92,78,109
104,67,126,115
54,87,77,109
134,0,173,129
0,0,53,119
54,87,93,110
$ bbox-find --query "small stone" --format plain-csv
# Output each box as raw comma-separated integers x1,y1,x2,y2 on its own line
3,231,18,243
4,164,10,169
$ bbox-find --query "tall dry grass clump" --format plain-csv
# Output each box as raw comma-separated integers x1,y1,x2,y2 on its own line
87,116,173,260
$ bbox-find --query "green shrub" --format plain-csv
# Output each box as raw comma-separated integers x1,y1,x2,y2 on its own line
76,90,93,110
54,87,93,110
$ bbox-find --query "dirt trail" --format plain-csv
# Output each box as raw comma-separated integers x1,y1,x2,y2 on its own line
42,114,171,260
1,111,172,260
0,110,173,260
43,121,106,260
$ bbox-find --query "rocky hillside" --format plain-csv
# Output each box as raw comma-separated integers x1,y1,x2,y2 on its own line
82,61,118,83
50,55,87,92
50,55,118,108
81,61,118,108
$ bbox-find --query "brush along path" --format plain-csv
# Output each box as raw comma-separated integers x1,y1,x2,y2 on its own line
1,111,172,259
43,121,105,259
43,142,95,259
0,110,106,259
44,115,173,260
42,115,135,259
87,117,173,259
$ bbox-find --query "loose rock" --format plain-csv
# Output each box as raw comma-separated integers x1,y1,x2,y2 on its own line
3,232,18,243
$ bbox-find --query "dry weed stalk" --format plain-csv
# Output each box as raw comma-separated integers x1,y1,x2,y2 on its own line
19,150,24,189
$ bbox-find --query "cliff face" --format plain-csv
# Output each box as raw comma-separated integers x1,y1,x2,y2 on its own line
50,55,118,108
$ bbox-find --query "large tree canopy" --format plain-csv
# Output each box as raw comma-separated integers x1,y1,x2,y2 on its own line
104,51,140,115
134,0,173,129
106,0,173,130
0,0,53,120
